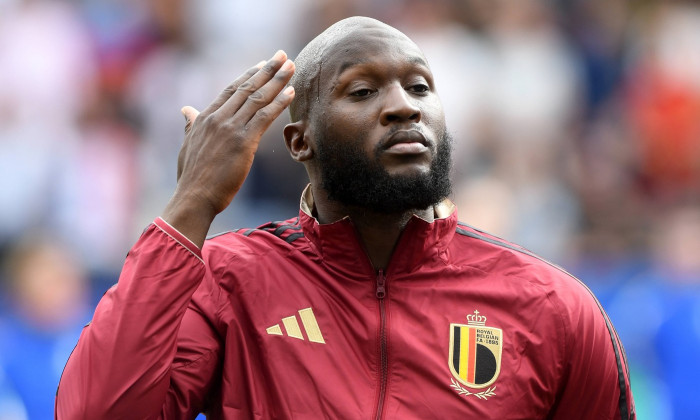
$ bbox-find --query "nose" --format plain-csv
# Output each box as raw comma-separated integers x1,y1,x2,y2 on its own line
379,84,421,125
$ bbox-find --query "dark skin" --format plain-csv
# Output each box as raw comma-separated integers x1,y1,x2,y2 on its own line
162,50,296,246
164,23,448,270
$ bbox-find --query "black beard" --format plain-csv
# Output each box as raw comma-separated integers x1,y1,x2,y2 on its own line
316,131,453,214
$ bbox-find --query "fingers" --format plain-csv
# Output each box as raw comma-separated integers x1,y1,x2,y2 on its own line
199,61,267,117
179,49,294,161
215,50,294,124
236,59,296,127
245,85,295,133
181,106,200,134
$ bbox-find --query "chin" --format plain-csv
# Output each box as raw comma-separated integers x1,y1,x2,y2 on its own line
380,152,432,172
384,164,432,179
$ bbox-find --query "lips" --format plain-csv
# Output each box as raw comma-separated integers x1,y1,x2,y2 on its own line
383,130,430,154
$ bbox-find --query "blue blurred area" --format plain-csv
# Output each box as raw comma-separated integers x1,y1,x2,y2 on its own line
1,0,699,419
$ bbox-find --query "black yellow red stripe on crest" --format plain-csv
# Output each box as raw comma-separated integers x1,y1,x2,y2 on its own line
448,323,502,389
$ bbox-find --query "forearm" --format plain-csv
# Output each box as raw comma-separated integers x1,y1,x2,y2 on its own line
56,50,295,419
56,219,206,420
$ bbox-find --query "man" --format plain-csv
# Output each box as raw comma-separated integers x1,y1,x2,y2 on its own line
56,17,635,419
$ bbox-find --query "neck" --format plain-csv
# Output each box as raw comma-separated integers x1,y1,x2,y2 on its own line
311,185,434,270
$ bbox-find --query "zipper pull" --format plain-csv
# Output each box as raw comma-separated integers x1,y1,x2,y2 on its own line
376,270,386,299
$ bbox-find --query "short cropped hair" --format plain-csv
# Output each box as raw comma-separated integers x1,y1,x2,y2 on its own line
288,16,398,122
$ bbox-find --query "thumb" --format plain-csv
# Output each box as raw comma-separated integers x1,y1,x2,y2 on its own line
181,106,200,133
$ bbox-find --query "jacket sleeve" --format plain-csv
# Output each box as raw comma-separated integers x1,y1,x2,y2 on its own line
55,218,221,420
548,278,636,420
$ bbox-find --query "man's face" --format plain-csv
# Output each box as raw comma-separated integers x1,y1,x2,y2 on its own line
310,25,452,213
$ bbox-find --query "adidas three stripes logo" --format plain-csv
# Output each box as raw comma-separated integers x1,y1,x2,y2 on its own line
266,307,326,344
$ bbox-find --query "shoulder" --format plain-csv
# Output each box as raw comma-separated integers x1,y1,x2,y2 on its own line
450,222,612,337
453,222,633,416
208,216,305,244
452,223,633,416
199,216,312,282
453,222,584,288
204,216,304,257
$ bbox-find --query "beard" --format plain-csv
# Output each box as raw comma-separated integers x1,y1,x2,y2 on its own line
316,131,453,214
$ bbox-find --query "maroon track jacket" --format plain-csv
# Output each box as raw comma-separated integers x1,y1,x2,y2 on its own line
56,188,635,419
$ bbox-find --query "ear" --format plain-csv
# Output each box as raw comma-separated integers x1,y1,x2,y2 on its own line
283,121,314,162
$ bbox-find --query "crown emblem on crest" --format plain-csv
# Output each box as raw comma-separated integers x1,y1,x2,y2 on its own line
466,310,486,326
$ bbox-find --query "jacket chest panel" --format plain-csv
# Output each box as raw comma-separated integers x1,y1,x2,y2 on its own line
214,254,560,418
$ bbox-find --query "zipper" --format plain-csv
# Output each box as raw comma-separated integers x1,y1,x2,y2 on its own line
374,270,388,420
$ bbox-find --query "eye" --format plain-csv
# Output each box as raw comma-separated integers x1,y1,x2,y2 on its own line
350,88,373,97
408,84,430,94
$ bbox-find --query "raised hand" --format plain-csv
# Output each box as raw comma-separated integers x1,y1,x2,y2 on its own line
162,50,296,247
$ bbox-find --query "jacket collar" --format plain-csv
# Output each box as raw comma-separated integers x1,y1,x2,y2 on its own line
298,185,457,277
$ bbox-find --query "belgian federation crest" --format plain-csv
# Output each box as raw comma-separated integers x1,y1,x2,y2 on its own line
448,310,503,390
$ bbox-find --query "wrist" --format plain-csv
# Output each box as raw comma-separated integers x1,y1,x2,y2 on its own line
161,189,218,249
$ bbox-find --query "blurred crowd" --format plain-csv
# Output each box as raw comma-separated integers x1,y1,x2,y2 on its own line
0,0,699,419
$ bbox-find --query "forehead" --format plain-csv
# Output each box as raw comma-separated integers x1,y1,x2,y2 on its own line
320,26,429,81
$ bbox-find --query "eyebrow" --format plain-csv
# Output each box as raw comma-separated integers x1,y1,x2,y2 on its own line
337,59,368,75
336,55,429,76
407,56,429,67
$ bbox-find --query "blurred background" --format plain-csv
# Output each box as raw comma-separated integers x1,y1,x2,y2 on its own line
0,0,698,418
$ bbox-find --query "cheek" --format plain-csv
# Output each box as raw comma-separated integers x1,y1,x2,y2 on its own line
421,99,446,130
325,104,375,135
